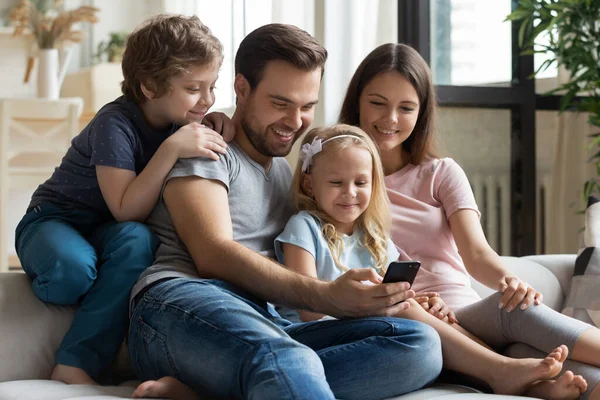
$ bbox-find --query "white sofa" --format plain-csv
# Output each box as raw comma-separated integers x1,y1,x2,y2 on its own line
0,254,580,400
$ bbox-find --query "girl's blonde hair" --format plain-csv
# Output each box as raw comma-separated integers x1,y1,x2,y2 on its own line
291,124,391,273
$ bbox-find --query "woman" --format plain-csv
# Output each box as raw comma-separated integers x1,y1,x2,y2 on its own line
339,42,600,400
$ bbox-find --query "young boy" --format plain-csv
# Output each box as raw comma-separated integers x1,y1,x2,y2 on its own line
15,14,231,385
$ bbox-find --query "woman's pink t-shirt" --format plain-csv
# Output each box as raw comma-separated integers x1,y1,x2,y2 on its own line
385,157,482,310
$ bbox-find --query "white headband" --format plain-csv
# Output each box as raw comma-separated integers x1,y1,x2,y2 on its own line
299,134,365,173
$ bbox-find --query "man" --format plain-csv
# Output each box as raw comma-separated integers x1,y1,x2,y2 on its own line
129,23,442,400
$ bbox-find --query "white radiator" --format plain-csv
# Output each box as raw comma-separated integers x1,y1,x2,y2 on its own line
468,173,550,256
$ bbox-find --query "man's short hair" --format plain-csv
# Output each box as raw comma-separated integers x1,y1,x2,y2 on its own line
234,23,328,89
121,14,223,103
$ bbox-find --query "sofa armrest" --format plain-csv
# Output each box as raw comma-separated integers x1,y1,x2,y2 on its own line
523,254,577,297
470,256,575,312
0,272,75,382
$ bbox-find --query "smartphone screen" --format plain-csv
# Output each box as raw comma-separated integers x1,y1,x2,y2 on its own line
382,261,421,285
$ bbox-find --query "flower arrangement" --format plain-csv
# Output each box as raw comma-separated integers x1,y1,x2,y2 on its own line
9,0,99,49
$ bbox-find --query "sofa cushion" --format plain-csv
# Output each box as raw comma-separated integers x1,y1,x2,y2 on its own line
0,380,141,400
562,195,600,326
523,254,577,297
0,273,133,383
387,383,480,399
0,273,74,382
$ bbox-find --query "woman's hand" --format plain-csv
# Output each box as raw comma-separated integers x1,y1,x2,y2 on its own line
498,275,543,312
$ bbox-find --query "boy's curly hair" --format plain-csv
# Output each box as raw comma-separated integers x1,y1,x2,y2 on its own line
121,14,223,103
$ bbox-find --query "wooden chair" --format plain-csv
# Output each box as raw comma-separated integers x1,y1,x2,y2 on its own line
0,98,83,272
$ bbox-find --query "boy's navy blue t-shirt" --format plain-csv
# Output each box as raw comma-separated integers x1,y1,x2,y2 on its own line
30,96,177,220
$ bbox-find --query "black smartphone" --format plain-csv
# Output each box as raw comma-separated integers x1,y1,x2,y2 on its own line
382,261,421,285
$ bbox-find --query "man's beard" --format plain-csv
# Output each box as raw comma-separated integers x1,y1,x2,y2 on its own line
241,116,296,158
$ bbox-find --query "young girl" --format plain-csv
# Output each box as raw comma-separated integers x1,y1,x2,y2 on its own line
274,123,585,399
338,42,600,400
14,15,233,385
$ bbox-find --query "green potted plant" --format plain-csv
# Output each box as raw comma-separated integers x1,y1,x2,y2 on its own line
94,31,127,63
506,0,600,203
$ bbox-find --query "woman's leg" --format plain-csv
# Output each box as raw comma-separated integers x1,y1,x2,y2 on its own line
456,292,597,398
398,298,583,397
572,328,600,400
571,328,600,367
454,292,590,353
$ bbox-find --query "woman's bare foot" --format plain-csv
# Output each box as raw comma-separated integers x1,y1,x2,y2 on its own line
488,345,568,396
133,376,199,400
50,364,97,385
525,370,588,400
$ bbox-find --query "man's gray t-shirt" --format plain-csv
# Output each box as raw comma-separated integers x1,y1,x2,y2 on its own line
131,141,294,302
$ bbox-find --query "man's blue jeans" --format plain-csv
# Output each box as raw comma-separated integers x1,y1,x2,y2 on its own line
129,278,443,400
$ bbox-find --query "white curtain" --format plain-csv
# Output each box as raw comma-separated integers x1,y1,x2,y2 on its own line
317,0,398,126
546,111,595,253
545,67,596,253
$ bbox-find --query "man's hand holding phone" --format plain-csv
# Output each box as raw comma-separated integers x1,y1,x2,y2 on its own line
323,268,415,318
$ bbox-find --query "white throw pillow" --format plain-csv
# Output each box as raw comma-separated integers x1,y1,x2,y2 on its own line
562,195,600,326
0,273,75,381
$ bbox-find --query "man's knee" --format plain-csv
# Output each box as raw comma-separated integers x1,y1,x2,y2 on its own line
409,322,443,386
243,338,327,398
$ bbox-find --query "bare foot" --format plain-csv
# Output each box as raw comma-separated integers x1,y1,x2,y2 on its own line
525,370,588,400
133,376,199,400
50,364,96,385
489,345,568,396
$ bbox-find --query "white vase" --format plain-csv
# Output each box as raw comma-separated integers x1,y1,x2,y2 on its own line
37,49,60,99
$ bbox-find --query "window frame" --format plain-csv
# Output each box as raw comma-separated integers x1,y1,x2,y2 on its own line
398,0,542,256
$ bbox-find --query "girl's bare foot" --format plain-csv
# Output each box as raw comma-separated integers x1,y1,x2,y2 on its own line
133,376,199,400
525,370,588,400
50,364,96,385
489,345,568,396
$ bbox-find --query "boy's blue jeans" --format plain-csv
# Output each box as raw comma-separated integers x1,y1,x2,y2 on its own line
15,201,159,379
129,278,443,400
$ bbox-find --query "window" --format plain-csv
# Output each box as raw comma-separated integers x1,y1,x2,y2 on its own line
431,0,512,86
170,0,313,113
400,0,538,255
169,0,250,111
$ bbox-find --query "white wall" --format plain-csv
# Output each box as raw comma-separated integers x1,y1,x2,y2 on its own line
0,0,13,25
84,0,156,67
